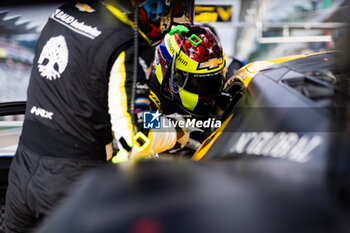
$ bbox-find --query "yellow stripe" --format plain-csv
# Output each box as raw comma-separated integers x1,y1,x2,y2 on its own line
118,51,135,139
232,61,274,88
235,51,333,87
149,90,162,111
192,114,233,161
179,89,198,111
195,6,216,12
155,64,163,84
267,51,332,64
195,12,218,22
105,4,151,45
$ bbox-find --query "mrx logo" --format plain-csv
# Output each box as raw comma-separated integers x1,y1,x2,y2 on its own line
143,110,161,129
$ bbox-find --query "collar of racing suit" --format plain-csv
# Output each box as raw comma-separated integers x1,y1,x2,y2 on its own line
105,3,152,45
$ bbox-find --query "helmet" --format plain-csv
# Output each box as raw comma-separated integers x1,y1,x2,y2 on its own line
108,0,195,45
154,24,225,116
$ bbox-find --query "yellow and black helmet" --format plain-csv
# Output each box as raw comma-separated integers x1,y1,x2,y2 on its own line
154,24,225,116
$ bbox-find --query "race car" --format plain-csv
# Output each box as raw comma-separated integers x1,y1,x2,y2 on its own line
184,51,350,231
32,51,350,233
194,51,347,162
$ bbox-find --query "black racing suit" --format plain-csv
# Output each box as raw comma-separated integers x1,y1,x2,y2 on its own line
5,1,153,232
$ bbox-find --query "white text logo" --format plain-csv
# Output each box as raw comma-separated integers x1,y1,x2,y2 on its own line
30,106,54,120
229,132,322,163
51,9,101,39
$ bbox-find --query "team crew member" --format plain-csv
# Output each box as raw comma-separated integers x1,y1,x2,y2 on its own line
5,0,194,232
148,24,227,152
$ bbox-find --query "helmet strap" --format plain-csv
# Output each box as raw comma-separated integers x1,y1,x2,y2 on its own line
160,55,174,99
169,52,189,94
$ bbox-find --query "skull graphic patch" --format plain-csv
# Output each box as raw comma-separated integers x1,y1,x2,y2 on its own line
38,35,69,80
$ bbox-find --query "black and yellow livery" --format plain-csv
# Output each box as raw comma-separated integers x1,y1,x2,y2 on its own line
193,51,345,161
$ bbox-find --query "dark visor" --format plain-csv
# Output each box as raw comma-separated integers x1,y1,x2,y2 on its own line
173,69,224,96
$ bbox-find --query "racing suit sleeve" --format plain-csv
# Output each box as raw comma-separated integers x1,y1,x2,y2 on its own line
107,45,177,160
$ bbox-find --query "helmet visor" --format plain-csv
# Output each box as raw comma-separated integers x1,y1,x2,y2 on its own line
173,69,224,97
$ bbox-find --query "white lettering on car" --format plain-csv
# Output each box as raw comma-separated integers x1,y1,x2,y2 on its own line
229,132,322,163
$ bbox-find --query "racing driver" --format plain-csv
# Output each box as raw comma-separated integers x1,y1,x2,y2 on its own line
147,24,229,154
